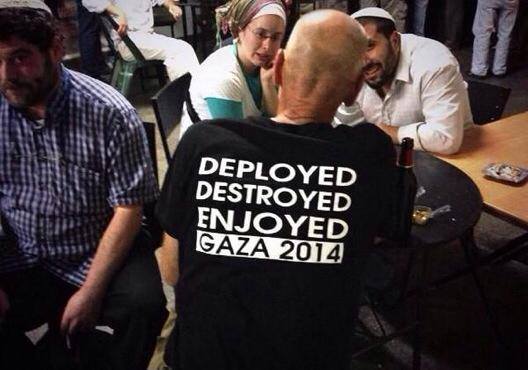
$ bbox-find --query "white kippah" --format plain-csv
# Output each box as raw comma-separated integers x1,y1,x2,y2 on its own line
351,7,395,25
0,0,51,13
252,3,287,24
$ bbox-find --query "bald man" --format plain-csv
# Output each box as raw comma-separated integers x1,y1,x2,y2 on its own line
155,10,398,370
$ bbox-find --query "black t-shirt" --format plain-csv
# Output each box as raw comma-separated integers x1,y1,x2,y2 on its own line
156,117,397,370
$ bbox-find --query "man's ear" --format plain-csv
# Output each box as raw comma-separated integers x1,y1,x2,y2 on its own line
389,31,400,52
273,49,285,87
49,35,65,64
343,73,364,106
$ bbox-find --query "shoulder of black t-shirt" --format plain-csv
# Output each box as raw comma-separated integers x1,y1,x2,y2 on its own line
183,117,395,163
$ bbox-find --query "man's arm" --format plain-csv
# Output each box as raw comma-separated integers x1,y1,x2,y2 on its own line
395,64,470,154
60,204,142,335
163,0,182,21
104,3,128,36
333,102,366,126
157,233,180,286
82,0,128,36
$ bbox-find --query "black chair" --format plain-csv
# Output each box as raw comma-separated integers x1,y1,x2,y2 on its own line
467,80,511,125
151,73,192,163
141,121,163,248
153,5,177,38
142,121,159,184
100,13,167,96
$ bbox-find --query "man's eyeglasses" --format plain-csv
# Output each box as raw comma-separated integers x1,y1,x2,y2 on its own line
248,27,283,43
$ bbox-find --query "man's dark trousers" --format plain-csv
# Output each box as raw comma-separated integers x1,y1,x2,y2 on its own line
0,230,167,370
75,0,107,80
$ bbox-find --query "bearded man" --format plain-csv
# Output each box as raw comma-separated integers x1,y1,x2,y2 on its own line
335,7,473,155
0,1,166,369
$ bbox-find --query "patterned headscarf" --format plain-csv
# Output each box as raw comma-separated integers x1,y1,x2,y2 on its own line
0,0,51,13
226,0,286,37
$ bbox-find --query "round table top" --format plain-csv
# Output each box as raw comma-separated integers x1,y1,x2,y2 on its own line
411,151,483,246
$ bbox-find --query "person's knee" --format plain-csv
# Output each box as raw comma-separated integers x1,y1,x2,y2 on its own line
166,40,197,60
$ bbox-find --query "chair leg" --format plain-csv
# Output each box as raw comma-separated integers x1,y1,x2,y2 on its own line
460,229,506,348
110,58,121,87
118,63,136,97
156,65,167,87
364,294,387,337
139,68,146,92
412,246,429,370
396,248,417,304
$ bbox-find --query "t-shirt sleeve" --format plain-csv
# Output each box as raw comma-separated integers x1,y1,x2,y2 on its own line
333,102,365,126
205,97,244,119
201,68,244,103
369,130,399,239
106,109,159,207
156,128,198,239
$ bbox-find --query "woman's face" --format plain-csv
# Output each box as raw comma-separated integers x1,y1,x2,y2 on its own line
237,14,285,72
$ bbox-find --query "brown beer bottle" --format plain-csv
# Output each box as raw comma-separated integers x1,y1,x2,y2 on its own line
393,137,418,240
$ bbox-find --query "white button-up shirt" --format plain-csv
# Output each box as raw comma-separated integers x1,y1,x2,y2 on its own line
335,34,473,154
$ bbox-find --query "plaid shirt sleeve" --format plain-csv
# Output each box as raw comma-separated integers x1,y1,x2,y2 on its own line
106,108,159,207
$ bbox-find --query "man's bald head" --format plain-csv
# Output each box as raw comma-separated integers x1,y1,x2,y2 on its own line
274,10,368,122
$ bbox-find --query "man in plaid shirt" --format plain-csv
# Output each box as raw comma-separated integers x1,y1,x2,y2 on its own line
0,1,166,369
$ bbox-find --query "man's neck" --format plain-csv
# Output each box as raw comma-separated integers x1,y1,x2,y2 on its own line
272,113,318,125
24,72,61,121
374,78,394,100
273,107,333,125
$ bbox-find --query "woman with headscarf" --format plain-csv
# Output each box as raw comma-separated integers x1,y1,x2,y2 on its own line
179,0,287,137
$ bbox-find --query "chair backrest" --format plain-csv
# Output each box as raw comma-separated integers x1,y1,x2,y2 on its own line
142,121,158,183
141,121,162,247
151,73,192,163
467,80,511,125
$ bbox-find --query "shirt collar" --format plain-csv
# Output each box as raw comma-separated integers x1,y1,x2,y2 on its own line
393,34,411,84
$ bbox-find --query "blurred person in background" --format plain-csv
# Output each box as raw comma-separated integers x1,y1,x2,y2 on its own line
83,0,198,81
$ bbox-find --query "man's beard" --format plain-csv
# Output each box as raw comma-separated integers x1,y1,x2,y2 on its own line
0,56,57,111
364,49,399,90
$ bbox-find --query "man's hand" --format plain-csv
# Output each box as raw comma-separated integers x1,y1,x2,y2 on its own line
59,205,142,335
105,4,128,37
168,3,182,21
60,287,103,335
116,14,128,37
260,59,279,116
260,60,276,88
0,287,9,318
376,123,399,143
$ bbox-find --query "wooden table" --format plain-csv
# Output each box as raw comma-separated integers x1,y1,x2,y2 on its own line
432,113,528,345
424,114,528,348
439,112,528,228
